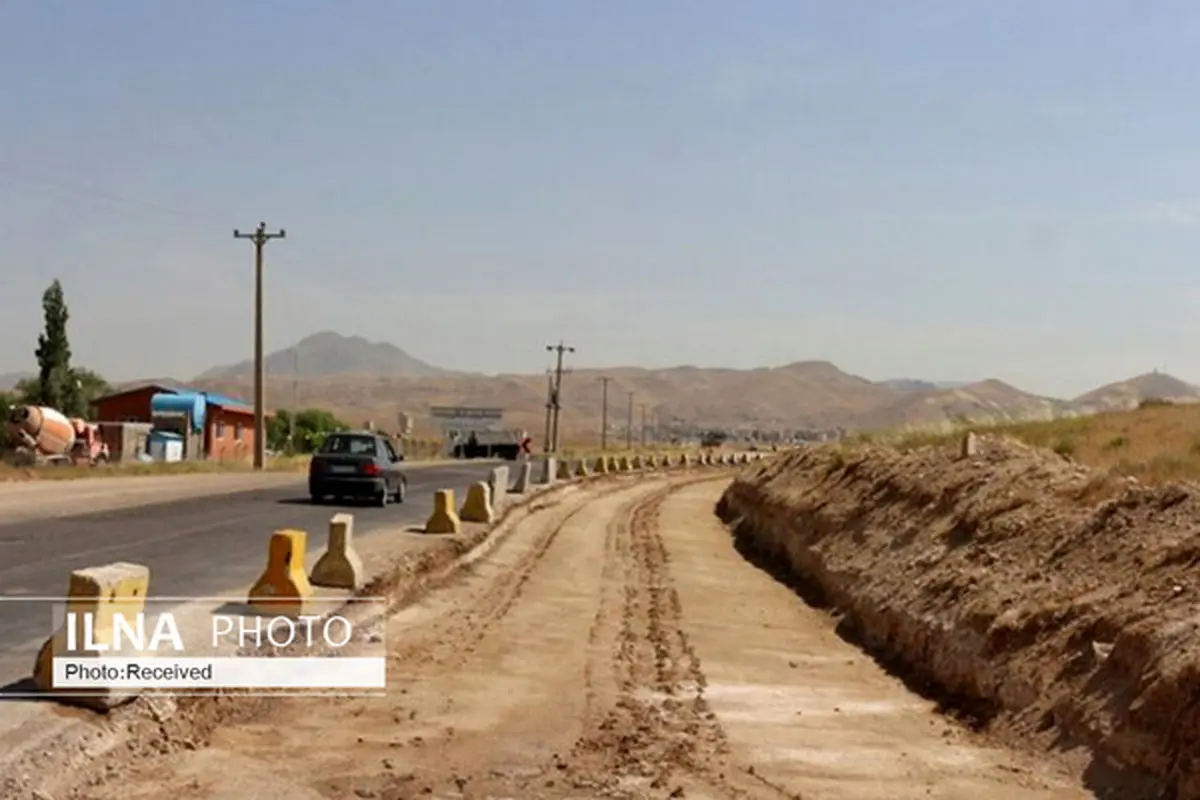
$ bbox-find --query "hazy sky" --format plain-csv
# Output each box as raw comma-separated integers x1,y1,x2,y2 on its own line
3,0,1200,397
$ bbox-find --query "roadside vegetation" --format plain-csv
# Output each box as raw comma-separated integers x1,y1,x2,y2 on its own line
850,398,1200,485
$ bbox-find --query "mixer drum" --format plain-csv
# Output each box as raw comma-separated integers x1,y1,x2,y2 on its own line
9,405,76,455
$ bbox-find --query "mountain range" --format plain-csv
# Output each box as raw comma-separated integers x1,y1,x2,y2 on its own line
166,332,1200,441
10,332,1195,440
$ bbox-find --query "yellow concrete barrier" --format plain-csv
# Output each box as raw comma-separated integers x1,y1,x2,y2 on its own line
460,482,494,524
249,529,312,617
33,561,150,709
593,455,608,474
575,459,591,478
310,513,364,590
426,488,463,533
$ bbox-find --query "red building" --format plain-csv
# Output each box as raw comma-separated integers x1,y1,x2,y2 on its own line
92,384,258,461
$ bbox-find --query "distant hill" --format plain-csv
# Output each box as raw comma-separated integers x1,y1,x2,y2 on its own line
194,331,450,381
1071,371,1200,412
879,378,970,392
109,338,1200,444
0,371,33,392
869,379,1069,430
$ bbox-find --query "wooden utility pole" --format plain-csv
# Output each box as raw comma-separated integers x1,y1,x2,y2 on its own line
599,377,610,450
545,341,574,453
640,403,647,447
289,346,299,455
626,391,634,449
543,370,554,455
234,221,285,470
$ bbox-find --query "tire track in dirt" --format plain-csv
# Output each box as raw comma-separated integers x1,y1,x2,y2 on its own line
64,478,677,799
383,479,637,672
563,478,792,799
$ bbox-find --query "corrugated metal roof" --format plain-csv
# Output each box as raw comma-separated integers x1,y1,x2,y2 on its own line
96,383,252,412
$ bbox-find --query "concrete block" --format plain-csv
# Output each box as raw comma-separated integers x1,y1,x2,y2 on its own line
632,454,645,470
645,454,658,468
593,455,609,474
511,461,533,493
606,455,618,472
460,482,494,523
680,453,691,468
614,455,628,472
310,513,363,590
33,561,150,710
537,457,557,485
249,530,313,617
557,459,573,480
425,489,462,534
488,465,510,510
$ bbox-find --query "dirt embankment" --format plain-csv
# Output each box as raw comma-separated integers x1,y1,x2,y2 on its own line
718,436,1200,799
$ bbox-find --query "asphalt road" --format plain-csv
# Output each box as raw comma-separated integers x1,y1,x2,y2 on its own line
0,460,499,686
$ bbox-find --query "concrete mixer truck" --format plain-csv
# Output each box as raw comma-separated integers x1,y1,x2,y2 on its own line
7,405,109,467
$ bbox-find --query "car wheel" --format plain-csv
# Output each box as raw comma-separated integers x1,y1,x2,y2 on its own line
394,480,406,504
376,487,389,507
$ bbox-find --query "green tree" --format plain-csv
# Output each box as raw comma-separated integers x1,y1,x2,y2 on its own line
71,367,111,414
30,280,85,415
0,392,12,449
266,408,347,454
294,408,347,453
14,366,109,418
267,409,293,453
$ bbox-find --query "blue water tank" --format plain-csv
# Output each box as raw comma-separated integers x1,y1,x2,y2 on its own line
151,392,206,432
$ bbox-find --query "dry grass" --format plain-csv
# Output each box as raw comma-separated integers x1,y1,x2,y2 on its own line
851,400,1200,485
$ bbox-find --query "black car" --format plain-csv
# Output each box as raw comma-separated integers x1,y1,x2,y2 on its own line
309,431,407,507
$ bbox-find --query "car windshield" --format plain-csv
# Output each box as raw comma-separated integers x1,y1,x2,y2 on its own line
320,434,377,456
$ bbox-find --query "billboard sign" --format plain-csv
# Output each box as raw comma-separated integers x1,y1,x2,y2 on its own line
429,407,504,421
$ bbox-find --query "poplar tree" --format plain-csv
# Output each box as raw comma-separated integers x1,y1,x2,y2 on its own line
32,279,84,416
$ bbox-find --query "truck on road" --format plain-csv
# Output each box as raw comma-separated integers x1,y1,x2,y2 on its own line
7,404,110,466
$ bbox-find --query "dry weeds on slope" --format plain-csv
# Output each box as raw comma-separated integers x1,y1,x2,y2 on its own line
719,436,1200,799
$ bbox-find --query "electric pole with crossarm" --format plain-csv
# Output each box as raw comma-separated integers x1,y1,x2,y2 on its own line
599,376,611,450
234,221,285,470
545,341,575,453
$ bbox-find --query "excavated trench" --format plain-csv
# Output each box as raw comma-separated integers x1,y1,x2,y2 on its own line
717,437,1200,799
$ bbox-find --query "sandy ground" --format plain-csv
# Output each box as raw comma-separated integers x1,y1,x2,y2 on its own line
57,475,1095,799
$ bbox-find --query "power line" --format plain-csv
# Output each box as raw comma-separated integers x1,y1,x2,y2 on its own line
0,159,227,224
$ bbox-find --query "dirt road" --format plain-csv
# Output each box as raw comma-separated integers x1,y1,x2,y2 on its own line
64,475,1095,799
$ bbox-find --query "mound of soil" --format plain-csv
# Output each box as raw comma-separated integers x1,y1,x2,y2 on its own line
718,436,1200,799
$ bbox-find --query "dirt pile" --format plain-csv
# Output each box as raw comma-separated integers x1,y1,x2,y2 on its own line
718,436,1200,799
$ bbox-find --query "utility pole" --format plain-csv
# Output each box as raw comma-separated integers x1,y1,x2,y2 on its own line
234,221,285,470
545,341,575,453
640,403,647,447
599,377,610,450
289,346,299,454
543,370,554,455
626,392,634,449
